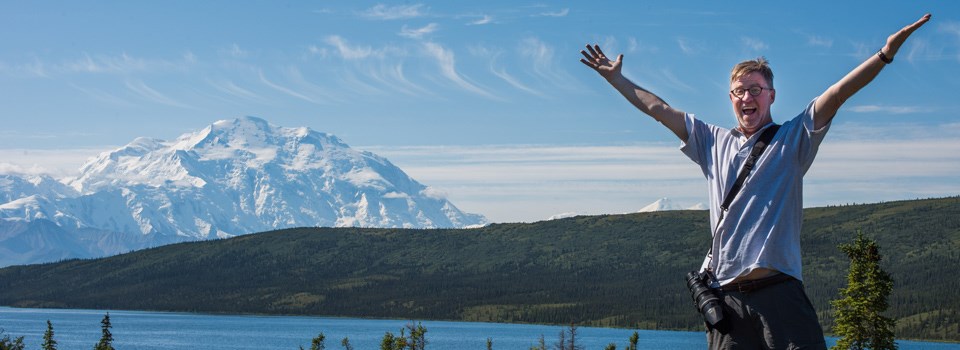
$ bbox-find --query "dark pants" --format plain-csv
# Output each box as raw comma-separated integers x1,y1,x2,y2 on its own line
707,278,826,350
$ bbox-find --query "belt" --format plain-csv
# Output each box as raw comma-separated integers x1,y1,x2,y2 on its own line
720,273,795,294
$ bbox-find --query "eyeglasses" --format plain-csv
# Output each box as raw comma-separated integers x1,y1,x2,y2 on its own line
730,86,772,99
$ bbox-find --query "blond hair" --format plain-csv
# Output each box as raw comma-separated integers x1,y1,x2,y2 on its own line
730,57,774,88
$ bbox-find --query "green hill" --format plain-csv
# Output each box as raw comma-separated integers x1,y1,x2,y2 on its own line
0,197,958,341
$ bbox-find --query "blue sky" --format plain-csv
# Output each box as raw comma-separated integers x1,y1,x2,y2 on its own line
1,1,958,223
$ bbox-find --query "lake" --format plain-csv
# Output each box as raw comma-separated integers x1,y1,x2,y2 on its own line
1,307,957,349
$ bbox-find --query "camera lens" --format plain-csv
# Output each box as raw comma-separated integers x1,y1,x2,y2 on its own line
686,271,724,326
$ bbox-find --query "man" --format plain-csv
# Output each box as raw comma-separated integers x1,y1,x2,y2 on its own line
580,14,930,349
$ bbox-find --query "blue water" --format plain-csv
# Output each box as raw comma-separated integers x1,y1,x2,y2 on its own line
0,307,956,349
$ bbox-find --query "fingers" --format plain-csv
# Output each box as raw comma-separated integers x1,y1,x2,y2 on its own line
905,13,931,33
887,13,932,55
579,49,595,63
585,44,600,58
594,45,607,59
580,44,605,69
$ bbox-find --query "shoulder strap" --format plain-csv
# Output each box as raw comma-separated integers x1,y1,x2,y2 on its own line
719,124,780,212
706,124,780,274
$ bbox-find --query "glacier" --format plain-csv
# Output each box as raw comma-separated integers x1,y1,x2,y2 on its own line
0,116,486,267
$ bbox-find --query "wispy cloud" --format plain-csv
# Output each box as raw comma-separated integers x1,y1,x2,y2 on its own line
519,37,555,79
659,69,696,93
9,58,49,77
941,21,960,62
490,54,546,97
318,35,423,97
124,80,194,108
365,130,960,222
207,79,266,103
70,84,136,107
806,35,833,48
741,37,768,52
257,70,325,104
939,21,960,39
904,38,931,64
280,66,343,103
182,51,197,64
537,8,569,17
518,37,575,91
366,62,432,97
400,23,439,39
490,65,543,97
221,44,249,59
60,53,178,74
363,143,711,221
422,42,495,99
325,35,386,59
468,45,539,96
809,134,960,204
846,105,936,114
626,37,660,54
360,4,426,20
305,45,329,59
677,37,703,55
468,15,493,25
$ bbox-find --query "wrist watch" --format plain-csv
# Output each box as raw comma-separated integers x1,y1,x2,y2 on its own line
877,50,893,64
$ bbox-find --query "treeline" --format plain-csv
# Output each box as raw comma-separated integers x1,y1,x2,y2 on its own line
0,317,639,350
0,197,957,341
0,314,113,350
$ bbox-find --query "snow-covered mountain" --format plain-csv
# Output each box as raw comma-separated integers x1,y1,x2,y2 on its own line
638,197,706,213
0,116,486,267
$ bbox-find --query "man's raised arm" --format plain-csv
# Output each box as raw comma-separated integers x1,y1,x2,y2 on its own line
580,44,688,141
814,14,932,130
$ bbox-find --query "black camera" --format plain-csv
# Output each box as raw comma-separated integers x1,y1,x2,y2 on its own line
685,270,724,327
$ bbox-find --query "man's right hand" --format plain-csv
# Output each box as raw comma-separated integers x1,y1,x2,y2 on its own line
579,44,623,81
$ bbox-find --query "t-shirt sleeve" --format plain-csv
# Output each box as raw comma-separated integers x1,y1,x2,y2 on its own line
795,98,831,173
680,113,712,176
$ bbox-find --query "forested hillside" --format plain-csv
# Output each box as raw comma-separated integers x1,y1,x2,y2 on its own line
0,197,957,341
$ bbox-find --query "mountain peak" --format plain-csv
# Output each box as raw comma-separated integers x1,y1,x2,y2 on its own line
4,117,487,265
638,198,706,212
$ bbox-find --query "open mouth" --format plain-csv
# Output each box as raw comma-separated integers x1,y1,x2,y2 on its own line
742,107,757,115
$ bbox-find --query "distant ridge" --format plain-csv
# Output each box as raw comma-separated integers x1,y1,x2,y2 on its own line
1,197,956,341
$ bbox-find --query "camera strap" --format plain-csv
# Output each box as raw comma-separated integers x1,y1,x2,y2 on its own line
705,124,780,274
717,124,780,224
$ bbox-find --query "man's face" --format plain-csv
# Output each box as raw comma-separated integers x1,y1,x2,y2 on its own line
730,71,775,136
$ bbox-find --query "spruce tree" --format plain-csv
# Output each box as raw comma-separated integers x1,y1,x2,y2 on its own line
42,320,58,350
831,231,897,350
340,337,353,350
627,331,639,350
0,329,25,350
529,334,546,350
406,322,427,350
94,313,114,350
380,332,396,350
301,332,325,350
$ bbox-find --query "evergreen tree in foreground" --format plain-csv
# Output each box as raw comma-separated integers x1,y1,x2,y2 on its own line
300,332,325,350
42,320,58,350
340,337,353,350
0,329,25,350
831,231,897,350
94,313,114,350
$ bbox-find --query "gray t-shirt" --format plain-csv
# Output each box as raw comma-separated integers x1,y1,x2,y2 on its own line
680,99,830,285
